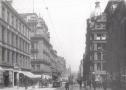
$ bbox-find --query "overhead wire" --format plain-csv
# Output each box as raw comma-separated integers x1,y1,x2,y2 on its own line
42,0,64,56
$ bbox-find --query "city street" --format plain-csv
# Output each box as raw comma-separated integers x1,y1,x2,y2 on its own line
0,84,112,90
1,0,126,90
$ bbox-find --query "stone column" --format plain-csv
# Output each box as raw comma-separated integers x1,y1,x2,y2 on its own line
94,33,97,40
0,46,2,64
13,52,16,66
9,51,12,66
94,63,97,72
101,52,103,71
4,49,7,62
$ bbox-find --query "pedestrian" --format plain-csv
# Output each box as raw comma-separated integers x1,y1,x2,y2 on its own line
79,80,82,88
92,80,96,90
65,82,69,90
77,79,82,88
24,76,28,90
102,78,107,90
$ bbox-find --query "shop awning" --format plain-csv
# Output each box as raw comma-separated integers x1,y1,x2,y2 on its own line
0,67,4,71
0,67,13,71
19,71,41,78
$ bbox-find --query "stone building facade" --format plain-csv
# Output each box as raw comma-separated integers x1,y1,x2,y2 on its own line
21,13,67,79
105,0,126,89
21,13,52,76
84,1,107,82
0,1,31,87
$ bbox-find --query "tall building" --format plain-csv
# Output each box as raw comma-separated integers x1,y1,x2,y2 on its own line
78,59,83,80
84,1,107,82
21,13,67,81
0,0,31,87
21,13,52,76
105,0,126,89
50,49,67,81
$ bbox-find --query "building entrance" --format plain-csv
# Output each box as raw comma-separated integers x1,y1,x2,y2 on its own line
3,71,9,87
14,72,18,86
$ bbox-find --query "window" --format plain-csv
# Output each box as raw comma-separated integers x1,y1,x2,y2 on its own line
19,38,21,50
31,43,34,49
11,33,14,46
20,39,23,50
18,37,20,49
27,44,30,53
2,6,5,20
90,33,94,40
11,15,14,26
94,43,97,50
34,43,38,50
9,31,12,45
101,33,106,40
31,42,38,50
97,43,102,50
97,52,102,60
7,30,10,44
23,42,26,52
12,52,14,64
23,25,25,35
32,53,38,59
2,26,5,43
19,22,21,32
2,48,5,61
96,33,101,40
97,63,101,71
97,43,106,51
16,35,18,48
16,19,18,29
94,52,97,60
95,23,101,29
32,65,35,70
37,64,40,70
13,35,16,47
16,53,18,64
7,11,10,24
22,40,24,51
7,50,10,62
19,55,22,67
90,44,93,50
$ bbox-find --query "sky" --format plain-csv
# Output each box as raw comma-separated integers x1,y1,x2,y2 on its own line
13,0,108,72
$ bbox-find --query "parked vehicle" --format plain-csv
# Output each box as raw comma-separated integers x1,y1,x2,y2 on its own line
52,81,61,87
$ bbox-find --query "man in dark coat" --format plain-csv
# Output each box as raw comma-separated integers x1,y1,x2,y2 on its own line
65,82,69,90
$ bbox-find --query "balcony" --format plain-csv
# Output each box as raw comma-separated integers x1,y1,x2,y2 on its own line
97,18,106,23
31,59,51,66
32,65,51,74
92,40,107,44
95,70,106,75
31,48,39,53
94,24,106,30
1,61,14,67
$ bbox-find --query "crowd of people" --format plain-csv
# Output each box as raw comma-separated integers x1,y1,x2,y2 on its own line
64,77,108,90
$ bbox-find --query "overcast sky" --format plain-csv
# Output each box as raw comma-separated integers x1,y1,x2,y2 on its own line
13,0,108,72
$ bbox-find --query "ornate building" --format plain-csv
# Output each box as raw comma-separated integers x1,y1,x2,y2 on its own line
0,0,31,87
21,13,67,79
105,0,126,89
84,1,107,82
21,13,52,76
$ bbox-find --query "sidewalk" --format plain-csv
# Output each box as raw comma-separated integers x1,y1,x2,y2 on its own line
0,86,33,90
85,86,112,90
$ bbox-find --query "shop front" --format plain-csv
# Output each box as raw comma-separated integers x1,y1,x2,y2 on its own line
0,67,13,88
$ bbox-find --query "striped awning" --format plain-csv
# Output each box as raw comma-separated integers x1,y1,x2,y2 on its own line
19,71,41,78
0,67,13,71
0,67,4,71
